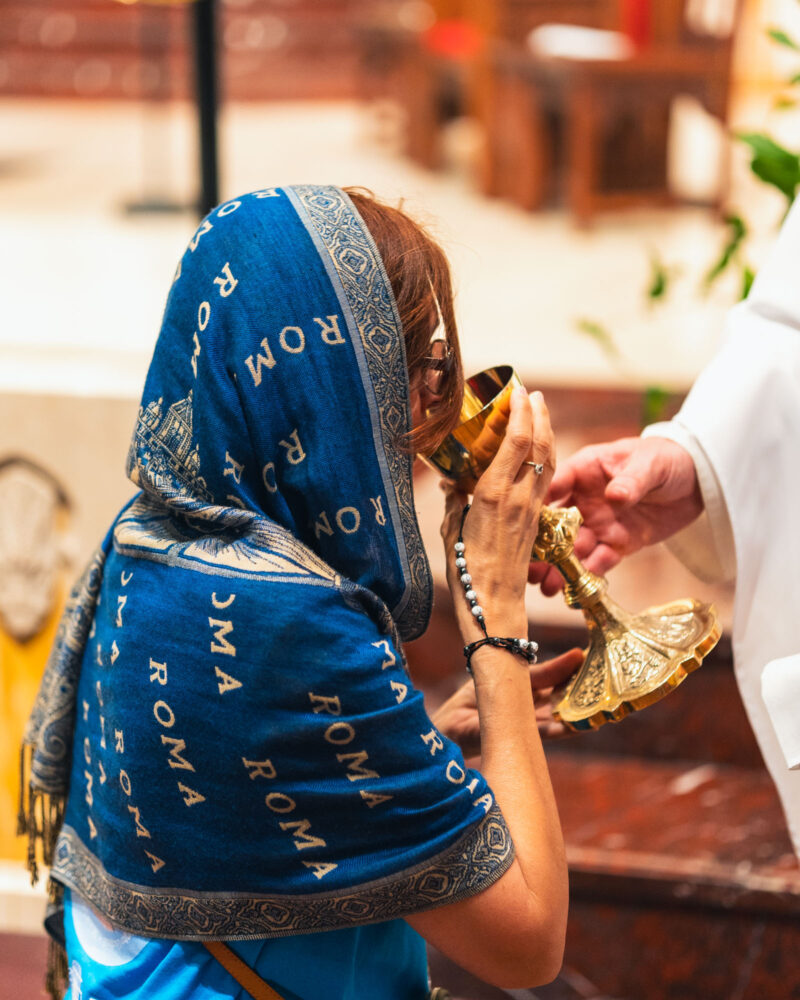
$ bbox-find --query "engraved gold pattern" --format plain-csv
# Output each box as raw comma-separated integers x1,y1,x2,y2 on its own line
553,594,721,729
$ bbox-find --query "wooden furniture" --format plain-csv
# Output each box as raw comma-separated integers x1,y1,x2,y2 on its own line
492,0,620,38
484,0,742,223
357,2,616,171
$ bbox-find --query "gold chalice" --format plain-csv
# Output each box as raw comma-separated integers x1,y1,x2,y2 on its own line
422,366,721,731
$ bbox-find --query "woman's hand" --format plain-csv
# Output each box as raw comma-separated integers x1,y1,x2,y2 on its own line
441,387,555,643
433,647,584,755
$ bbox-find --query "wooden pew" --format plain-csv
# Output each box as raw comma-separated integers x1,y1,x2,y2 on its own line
360,2,616,171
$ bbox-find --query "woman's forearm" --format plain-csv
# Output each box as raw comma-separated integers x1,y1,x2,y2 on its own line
470,646,568,923
413,388,568,986
410,641,569,987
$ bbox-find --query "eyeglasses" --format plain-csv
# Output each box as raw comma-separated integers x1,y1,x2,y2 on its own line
422,339,453,397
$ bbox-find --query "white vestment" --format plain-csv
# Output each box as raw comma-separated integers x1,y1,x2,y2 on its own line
643,198,800,854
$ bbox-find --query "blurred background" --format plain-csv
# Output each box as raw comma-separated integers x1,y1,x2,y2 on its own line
1,1,800,997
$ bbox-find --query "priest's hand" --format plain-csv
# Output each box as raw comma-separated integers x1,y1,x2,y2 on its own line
529,436,703,596
432,647,585,757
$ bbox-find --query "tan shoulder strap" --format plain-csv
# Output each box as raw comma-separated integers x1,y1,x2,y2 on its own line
204,940,286,1000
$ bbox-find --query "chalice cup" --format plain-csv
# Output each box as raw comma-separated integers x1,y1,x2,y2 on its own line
421,366,721,731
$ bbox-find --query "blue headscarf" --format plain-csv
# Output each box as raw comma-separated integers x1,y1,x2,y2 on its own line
22,186,512,943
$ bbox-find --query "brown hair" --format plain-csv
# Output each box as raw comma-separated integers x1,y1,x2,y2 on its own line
345,188,464,455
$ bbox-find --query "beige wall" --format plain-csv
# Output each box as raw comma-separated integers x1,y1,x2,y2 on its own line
0,393,139,571
0,391,139,861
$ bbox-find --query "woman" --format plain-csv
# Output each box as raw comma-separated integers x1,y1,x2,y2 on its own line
21,185,580,999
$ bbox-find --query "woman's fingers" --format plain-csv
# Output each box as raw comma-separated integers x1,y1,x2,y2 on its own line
481,388,554,494
527,391,555,486
479,386,533,487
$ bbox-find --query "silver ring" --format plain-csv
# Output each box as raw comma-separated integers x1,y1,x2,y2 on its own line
523,461,545,475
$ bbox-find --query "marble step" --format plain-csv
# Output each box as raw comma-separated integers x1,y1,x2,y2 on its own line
549,753,800,1000
428,750,799,1000
550,753,799,915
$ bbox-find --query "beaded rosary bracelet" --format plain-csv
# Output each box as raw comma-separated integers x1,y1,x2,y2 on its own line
456,503,539,675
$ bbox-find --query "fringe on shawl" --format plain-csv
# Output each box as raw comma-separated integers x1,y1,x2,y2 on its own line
18,742,66,885
46,934,68,1000
18,742,68,1000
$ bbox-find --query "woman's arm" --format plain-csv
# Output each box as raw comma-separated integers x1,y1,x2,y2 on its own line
407,388,569,989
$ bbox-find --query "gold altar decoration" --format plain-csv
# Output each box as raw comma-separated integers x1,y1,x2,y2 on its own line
422,365,721,731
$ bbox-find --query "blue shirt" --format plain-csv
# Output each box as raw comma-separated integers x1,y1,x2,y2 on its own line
64,889,430,1000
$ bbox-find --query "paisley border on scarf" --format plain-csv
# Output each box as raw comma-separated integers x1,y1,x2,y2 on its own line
51,806,513,940
24,546,107,793
287,185,433,642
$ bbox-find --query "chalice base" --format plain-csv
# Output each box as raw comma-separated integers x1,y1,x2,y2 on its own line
552,597,721,732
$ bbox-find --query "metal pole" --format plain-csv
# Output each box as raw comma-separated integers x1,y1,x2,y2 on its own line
192,0,219,216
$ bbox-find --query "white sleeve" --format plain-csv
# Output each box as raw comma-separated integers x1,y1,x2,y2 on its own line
641,421,735,584
640,197,800,593
640,200,800,848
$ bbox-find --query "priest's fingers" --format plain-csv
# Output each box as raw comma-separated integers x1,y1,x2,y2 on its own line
546,440,611,504
545,462,578,505
603,437,696,505
527,560,549,585
528,562,565,596
604,450,664,505
582,543,623,576
572,525,599,560
538,565,566,597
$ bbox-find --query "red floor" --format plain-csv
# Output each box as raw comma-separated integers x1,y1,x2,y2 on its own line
0,933,49,1000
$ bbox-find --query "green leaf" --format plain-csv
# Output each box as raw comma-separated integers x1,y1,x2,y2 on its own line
576,318,619,360
767,27,799,50
736,132,800,202
641,386,671,428
646,251,670,303
740,265,755,300
789,73,800,85
704,214,747,286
